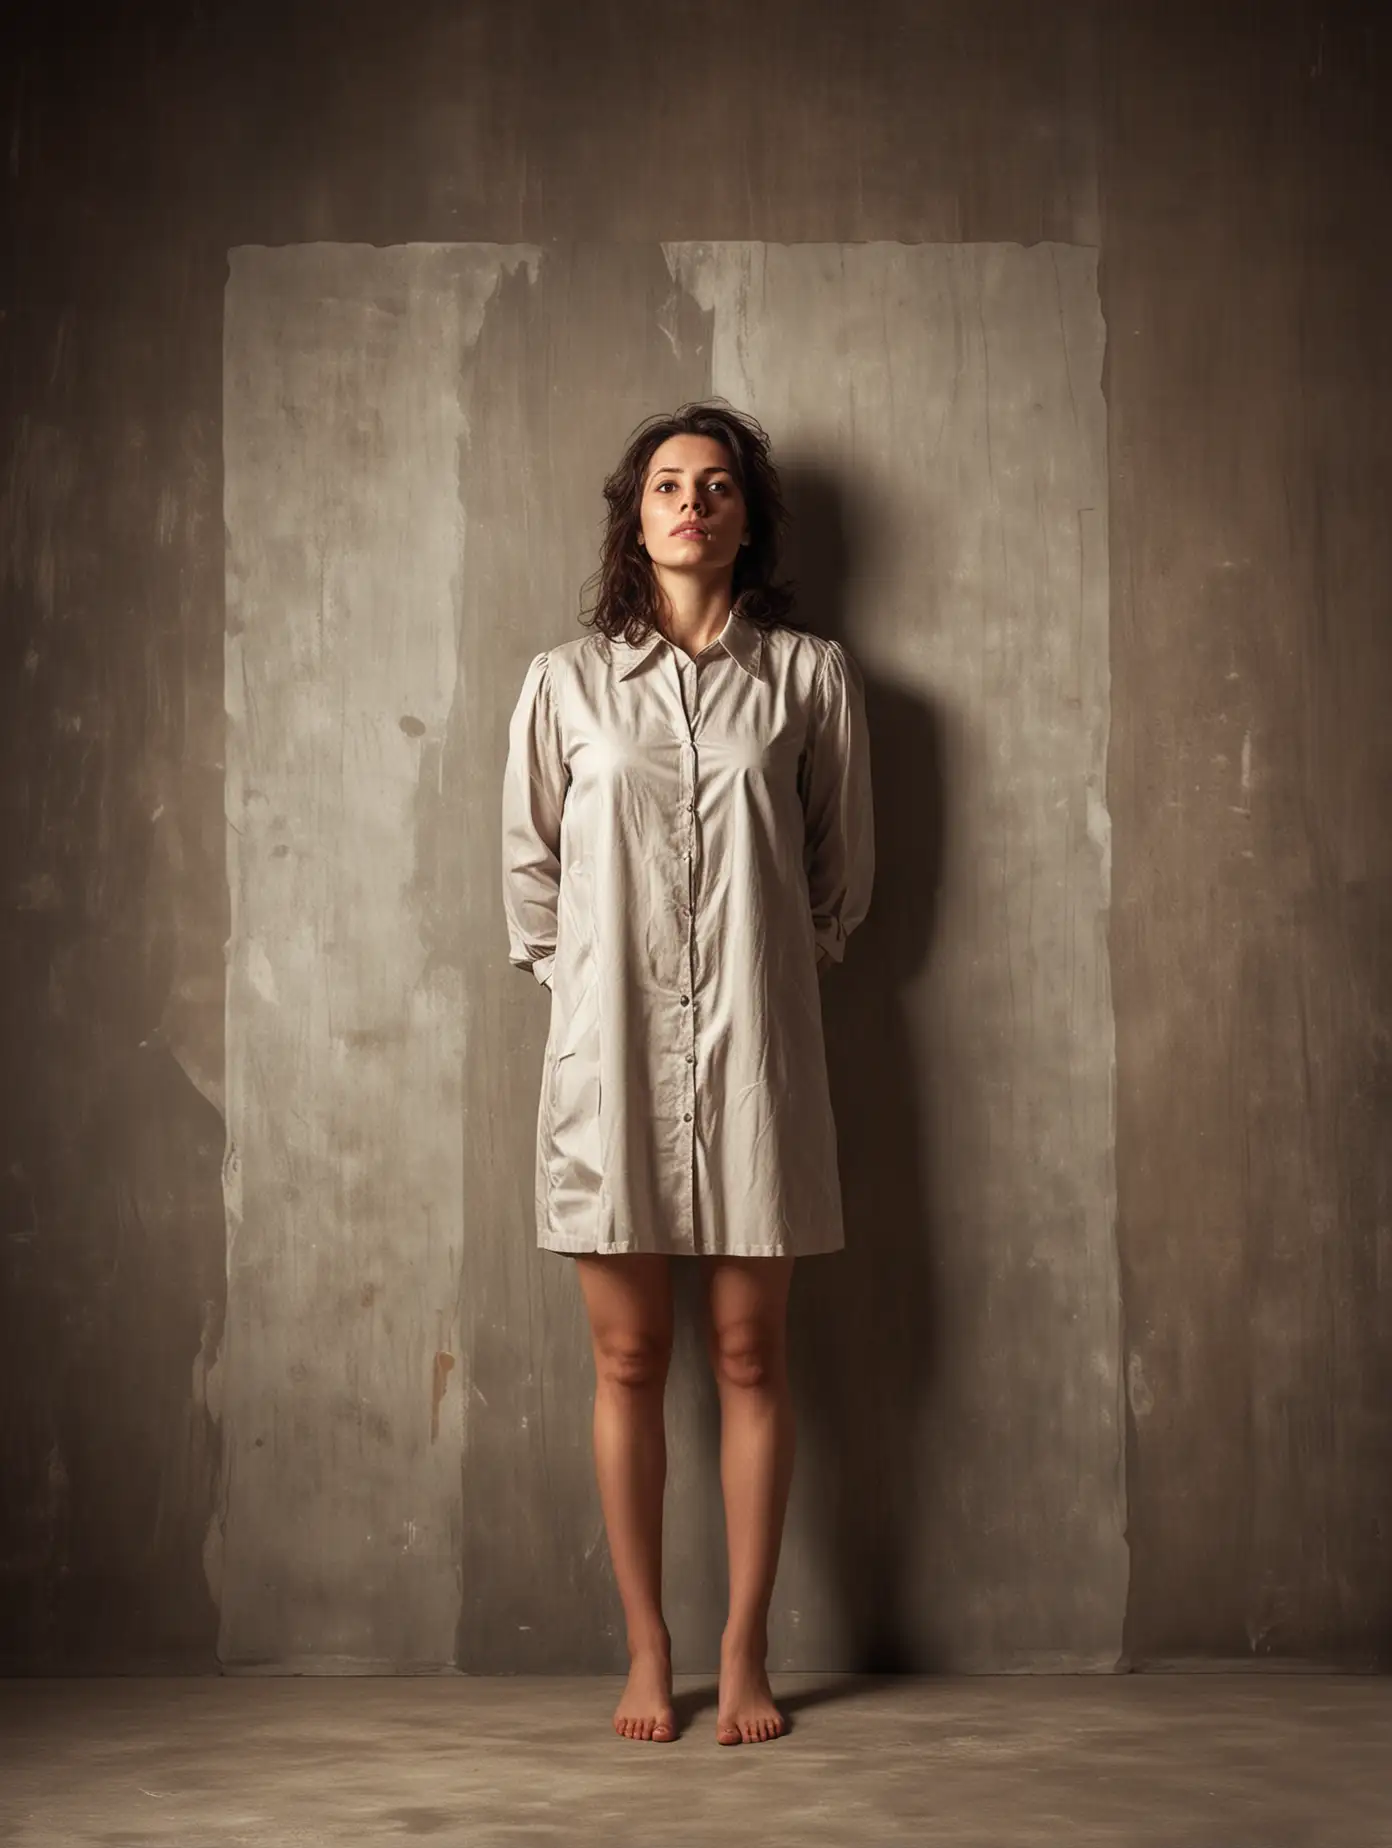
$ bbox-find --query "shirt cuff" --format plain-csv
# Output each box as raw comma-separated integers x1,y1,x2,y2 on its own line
531,953,556,990
812,920,847,966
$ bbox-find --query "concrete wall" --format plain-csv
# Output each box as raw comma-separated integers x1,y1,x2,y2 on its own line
1,1,1388,1674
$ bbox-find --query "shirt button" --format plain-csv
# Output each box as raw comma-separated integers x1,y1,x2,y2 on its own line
679,994,690,1006
685,1052,694,1063
683,1112,692,1122
687,802,695,813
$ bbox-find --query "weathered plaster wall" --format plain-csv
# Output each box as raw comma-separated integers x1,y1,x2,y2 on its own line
218,245,546,1666
220,237,1116,1671
1,1,1387,1672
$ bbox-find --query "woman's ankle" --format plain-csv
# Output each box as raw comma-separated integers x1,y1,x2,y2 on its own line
719,1618,769,1659
627,1623,672,1660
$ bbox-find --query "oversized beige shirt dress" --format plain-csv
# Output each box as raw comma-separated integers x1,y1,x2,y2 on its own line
500,603,874,1258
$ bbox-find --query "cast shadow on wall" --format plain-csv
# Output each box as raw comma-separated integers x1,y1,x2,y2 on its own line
682,456,954,1677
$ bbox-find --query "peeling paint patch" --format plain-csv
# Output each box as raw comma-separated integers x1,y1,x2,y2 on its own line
1127,1348,1155,1421
430,1352,456,1443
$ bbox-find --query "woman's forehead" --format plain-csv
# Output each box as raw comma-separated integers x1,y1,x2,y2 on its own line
646,435,734,477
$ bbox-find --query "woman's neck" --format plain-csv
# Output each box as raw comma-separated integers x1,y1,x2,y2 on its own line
652,572,735,658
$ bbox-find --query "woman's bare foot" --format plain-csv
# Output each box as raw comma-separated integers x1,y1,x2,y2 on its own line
715,1631,785,1744
613,1641,677,1741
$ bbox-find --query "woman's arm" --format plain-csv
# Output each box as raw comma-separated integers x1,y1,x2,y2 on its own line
802,638,875,973
501,650,568,990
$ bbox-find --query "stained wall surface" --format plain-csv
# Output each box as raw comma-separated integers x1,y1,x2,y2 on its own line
1,2,1387,1673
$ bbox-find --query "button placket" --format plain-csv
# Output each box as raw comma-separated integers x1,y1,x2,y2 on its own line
677,658,700,1135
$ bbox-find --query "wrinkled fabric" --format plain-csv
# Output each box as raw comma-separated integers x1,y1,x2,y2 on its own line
501,603,873,1257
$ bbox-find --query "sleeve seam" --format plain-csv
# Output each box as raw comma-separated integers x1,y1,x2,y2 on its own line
538,649,570,778
812,635,834,710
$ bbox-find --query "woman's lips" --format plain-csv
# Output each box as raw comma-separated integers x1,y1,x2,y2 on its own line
672,526,708,537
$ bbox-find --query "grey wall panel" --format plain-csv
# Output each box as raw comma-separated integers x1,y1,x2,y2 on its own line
663,241,1120,1669
1103,12,1392,1667
0,218,228,1675
220,244,540,1668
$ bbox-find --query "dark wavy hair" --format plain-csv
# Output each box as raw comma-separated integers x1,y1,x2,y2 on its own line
578,399,805,643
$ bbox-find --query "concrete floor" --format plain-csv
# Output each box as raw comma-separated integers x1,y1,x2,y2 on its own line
0,1674,1386,1846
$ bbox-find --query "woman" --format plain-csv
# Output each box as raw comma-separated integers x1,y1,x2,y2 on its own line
501,401,873,1746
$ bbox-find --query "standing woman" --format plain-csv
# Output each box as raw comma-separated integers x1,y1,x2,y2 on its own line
501,402,873,1746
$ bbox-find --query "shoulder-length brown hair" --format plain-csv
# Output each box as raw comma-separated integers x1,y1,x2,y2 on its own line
578,399,805,643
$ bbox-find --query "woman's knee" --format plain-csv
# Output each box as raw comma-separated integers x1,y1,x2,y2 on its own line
573,1253,673,1388
708,1322,786,1391
593,1329,672,1390
701,1256,793,1389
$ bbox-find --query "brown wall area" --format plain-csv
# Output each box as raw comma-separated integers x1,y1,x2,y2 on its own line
1,0,1388,1674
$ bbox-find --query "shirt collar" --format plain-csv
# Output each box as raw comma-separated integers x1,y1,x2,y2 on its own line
610,604,765,680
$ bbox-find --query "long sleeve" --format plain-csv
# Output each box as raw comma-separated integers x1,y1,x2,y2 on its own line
501,650,568,989
801,637,874,967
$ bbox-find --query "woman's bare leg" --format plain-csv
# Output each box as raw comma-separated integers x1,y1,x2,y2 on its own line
572,1252,677,1742
700,1254,796,1744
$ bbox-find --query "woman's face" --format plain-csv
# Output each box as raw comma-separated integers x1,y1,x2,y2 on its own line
638,433,749,583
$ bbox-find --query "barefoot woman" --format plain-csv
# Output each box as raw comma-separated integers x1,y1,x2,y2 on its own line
502,401,873,1744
